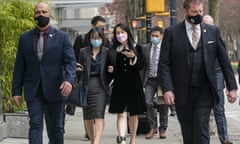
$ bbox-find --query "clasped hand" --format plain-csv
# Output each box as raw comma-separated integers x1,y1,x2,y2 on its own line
59,81,72,96
121,50,135,59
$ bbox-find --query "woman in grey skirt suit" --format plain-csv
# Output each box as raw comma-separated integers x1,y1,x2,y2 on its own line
78,27,110,144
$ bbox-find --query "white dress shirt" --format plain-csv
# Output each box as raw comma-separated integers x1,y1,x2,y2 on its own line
185,20,201,45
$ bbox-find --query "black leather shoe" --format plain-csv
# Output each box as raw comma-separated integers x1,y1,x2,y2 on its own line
170,111,176,116
84,133,89,140
116,136,126,144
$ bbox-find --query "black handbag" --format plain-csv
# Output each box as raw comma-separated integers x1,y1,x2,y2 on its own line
67,83,88,107
65,104,76,115
67,70,88,107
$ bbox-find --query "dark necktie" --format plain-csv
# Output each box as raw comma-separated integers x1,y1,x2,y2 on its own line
37,32,44,61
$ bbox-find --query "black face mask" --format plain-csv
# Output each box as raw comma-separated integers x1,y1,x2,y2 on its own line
187,14,202,25
34,15,50,28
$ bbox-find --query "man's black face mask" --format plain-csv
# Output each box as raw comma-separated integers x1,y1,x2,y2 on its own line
187,14,202,25
35,15,50,28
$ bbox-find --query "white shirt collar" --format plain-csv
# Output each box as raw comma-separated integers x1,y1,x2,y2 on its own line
185,19,201,31
185,20,201,44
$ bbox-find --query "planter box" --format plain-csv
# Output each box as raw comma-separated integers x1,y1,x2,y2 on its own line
0,114,7,141
4,112,29,138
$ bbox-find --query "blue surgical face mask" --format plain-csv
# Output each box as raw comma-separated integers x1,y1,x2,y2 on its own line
150,36,161,45
90,39,102,48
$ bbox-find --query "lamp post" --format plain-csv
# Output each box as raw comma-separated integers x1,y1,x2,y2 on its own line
146,13,153,43
170,0,177,26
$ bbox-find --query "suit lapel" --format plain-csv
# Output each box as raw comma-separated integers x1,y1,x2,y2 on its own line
179,21,190,66
86,48,92,79
100,48,107,79
29,30,37,59
147,43,151,66
201,23,208,63
44,27,55,54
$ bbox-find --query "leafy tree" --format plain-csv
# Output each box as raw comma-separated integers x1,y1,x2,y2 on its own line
0,0,35,112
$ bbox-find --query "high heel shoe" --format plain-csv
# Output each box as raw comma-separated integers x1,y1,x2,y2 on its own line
116,136,126,144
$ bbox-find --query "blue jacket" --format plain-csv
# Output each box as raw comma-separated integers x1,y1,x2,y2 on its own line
12,26,76,101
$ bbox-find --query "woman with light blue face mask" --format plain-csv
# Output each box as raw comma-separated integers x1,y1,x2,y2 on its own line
90,38,103,48
78,27,110,144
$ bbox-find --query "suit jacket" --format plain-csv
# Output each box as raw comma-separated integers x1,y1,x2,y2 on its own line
237,62,240,83
141,43,152,87
12,26,76,102
78,47,110,96
158,21,237,106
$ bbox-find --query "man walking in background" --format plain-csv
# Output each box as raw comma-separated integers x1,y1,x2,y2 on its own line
141,26,169,139
203,14,233,144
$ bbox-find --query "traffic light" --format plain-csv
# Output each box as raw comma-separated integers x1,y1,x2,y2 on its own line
146,0,165,13
131,19,145,29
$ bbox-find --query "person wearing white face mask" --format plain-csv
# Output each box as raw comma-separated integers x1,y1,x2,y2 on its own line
107,23,146,144
78,27,110,144
141,26,169,139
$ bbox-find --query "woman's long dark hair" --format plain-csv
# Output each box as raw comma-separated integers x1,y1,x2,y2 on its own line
112,23,136,53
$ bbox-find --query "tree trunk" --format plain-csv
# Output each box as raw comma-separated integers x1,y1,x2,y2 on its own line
209,0,219,26
126,0,146,44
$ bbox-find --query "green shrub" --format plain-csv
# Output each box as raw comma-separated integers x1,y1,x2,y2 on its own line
0,0,35,112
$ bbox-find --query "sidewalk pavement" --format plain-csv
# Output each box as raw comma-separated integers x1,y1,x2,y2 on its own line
1,100,240,144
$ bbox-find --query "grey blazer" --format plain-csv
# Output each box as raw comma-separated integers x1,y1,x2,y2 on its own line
78,47,110,96
141,43,152,87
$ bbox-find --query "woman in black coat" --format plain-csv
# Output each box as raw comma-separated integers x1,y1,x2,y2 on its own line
107,23,146,144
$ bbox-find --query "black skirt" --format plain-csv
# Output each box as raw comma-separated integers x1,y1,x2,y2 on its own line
83,77,107,120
